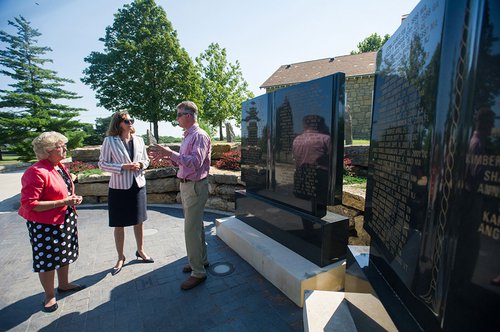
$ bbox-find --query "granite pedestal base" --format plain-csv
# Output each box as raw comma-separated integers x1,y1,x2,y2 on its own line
216,216,345,307
235,191,349,267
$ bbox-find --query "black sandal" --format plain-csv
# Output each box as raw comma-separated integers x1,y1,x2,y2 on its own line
42,301,58,313
56,284,87,293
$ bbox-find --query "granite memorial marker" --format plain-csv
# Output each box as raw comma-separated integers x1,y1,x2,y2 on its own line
238,73,348,267
362,0,500,330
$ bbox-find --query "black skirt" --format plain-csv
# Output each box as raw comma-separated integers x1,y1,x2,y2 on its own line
108,179,147,227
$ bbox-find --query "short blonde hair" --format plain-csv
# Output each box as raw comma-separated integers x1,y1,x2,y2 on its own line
32,131,68,160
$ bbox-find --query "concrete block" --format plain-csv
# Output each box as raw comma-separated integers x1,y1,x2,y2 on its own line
216,216,345,307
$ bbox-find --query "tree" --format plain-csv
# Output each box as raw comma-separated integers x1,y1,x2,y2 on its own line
351,33,391,54
196,43,253,141
82,0,201,141
0,16,87,161
82,116,112,145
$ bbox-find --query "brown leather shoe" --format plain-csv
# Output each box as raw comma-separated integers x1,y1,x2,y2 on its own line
182,263,209,273
180,276,207,290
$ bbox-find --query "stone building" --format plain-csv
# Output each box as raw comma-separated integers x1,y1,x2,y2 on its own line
260,51,377,140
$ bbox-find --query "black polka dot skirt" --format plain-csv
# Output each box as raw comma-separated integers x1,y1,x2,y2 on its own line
26,207,79,273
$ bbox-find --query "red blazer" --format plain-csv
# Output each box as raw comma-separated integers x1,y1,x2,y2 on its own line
18,159,75,225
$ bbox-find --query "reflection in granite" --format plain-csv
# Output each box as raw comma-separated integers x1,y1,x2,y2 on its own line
241,74,345,217
239,73,347,267
364,0,500,330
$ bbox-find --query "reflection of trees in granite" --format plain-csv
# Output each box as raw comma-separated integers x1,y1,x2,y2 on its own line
475,1,500,109
369,1,500,328
378,48,395,77
243,103,261,147
275,97,294,163
455,0,500,298
370,10,443,316
419,1,500,316
403,34,438,143
242,101,267,191
419,9,485,316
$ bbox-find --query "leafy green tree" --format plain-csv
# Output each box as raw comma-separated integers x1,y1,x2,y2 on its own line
196,43,253,141
0,16,87,161
82,0,201,141
82,116,112,145
351,33,391,54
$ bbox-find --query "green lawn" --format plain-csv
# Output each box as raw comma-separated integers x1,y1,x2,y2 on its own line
347,139,370,145
0,154,35,164
0,154,21,164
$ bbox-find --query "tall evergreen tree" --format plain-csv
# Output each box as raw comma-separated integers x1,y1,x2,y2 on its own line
0,16,87,161
82,0,201,141
196,43,253,141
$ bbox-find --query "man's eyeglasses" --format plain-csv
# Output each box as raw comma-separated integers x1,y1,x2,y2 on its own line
176,112,191,118
123,118,135,125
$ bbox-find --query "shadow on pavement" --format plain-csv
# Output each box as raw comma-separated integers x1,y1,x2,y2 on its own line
0,193,20,212
0,270,108,331
0,206,303,331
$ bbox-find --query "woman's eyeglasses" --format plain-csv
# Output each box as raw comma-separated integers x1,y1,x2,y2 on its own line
123,118,135,125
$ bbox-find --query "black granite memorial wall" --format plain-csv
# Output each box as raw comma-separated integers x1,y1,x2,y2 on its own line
363,0,500,330
238,73,348,267
241,74,345,215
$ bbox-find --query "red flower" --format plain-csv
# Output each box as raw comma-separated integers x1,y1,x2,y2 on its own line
215,151,241,171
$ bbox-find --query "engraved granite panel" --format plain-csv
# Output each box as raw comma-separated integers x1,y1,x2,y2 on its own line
364,0,500,330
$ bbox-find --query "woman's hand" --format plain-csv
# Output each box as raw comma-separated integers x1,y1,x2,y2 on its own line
122,162,141,171
65,194,83,206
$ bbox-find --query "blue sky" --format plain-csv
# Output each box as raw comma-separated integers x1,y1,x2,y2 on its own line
0,0,420,137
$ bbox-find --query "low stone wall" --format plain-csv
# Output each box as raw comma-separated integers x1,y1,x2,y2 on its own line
331,185,370,246
75,167,369,245
75,166,245,212
71,142,240,163
344,145,369,168
72,144,369,245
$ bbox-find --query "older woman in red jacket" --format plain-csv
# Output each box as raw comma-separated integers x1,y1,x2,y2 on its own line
18,132,84,313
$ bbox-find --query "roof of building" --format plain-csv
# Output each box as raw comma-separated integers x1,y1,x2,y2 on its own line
260,51,377,89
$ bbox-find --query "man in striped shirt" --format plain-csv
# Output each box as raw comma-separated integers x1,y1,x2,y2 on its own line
149,101,212,290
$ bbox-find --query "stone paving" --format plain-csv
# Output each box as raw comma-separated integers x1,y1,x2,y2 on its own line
0,169,303,331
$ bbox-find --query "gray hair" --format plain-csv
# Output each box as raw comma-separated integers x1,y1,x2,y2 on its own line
32,131,68,160
177,101,199,120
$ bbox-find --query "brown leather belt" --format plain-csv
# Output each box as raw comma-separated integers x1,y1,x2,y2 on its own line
179,177,206,183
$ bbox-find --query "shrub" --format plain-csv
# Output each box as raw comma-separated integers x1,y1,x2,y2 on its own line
146,146,176,169
343,154,367,185
215,151,241,171
149,157,175,169
343,156,354,176
64,161,98,174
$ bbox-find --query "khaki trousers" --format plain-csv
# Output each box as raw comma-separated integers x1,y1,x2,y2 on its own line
180,178,209,278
